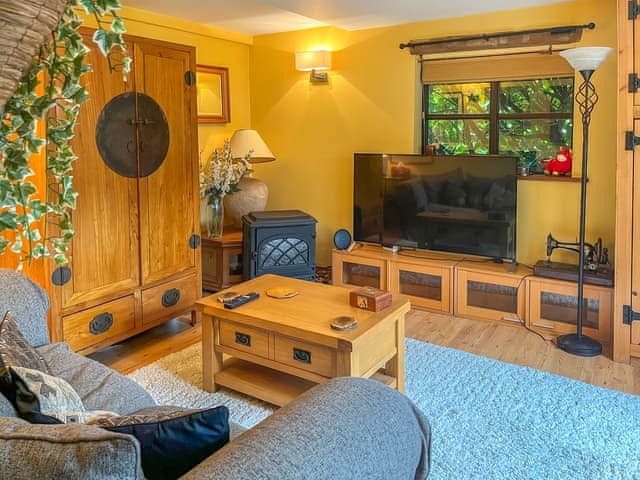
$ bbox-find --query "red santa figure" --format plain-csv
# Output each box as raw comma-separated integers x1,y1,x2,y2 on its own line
542,147,572,176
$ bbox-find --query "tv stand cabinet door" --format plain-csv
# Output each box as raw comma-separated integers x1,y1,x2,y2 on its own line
455,270,524,325
332,251,387,290
390,261,451,313
528,278,612,345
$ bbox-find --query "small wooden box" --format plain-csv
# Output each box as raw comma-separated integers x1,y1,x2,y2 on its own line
349,287,392,312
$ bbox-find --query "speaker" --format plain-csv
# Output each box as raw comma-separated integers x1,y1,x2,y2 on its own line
333,229,352,250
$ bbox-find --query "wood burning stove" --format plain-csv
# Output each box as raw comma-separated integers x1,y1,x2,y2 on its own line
242,210,317,281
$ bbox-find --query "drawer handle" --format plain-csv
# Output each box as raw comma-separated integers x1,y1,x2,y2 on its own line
89,313,113,335
293,348,312,364
235,332,251,347
162,288,181,308
532,322,555,330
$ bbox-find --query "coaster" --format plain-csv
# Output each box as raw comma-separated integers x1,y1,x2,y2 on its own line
330,316,358,331
265,287,299,299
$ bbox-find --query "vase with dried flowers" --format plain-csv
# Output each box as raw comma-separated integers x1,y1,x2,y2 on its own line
200,140,250,237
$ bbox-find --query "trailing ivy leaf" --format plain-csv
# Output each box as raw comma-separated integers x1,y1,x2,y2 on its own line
0,212,18,231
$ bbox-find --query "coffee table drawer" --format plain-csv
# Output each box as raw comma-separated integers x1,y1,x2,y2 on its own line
274,335,336,377
219,320,269,359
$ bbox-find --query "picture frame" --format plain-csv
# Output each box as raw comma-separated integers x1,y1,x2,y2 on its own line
196,64,230,123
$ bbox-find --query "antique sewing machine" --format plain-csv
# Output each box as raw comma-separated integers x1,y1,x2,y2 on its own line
533,233,614,287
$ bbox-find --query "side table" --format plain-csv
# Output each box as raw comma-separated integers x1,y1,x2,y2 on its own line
201,228,243,291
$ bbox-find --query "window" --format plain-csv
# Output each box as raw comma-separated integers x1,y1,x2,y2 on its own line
424,77,574,171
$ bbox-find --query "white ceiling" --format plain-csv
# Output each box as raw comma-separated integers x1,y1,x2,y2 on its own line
122,0,574,36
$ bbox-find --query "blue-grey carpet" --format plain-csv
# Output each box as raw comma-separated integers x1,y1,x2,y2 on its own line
130,339,640,480
405,338,640,480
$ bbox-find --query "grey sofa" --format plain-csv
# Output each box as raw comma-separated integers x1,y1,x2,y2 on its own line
0,269,431,479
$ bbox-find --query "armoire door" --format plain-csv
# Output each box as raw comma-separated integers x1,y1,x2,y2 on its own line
135,41,198,285
61,36,140,308
632,121,640,347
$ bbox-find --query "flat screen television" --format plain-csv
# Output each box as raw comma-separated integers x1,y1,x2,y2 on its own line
353,153,517,261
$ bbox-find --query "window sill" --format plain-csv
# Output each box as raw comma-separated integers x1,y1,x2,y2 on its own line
517,174,582,183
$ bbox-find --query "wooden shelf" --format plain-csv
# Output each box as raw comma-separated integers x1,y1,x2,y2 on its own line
517,174,583,183
215,358,316,407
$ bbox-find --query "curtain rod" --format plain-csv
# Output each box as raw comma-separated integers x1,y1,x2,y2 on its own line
419,47,565,63
399,22,595,50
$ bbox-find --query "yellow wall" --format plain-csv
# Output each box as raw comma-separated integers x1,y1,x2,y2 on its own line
250,0,617,266
81,6,253,161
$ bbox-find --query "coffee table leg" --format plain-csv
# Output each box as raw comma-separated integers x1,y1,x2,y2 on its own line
203,315,222,392
385,312,405,393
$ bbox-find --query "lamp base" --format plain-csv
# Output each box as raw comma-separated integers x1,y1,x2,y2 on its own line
223,176,269,228
556,333,602,357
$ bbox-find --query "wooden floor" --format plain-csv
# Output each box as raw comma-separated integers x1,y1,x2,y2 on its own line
89,310,640,395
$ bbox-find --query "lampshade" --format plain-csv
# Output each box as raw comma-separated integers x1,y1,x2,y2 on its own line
229,129,275,164
295,51,332,71
559,47,613,72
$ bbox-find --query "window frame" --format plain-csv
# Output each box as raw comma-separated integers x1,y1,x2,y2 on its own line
422,77,575,158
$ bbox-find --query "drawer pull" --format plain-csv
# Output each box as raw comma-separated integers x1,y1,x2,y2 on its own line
162,288,181,308
89,313,114,335
532,322,555,330
293,348,312,364
235,332,251,347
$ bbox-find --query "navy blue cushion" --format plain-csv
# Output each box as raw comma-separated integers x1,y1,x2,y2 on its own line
91,406,230,479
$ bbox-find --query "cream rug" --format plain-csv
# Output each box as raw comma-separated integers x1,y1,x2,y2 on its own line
127,344,274,428
128,339,640,479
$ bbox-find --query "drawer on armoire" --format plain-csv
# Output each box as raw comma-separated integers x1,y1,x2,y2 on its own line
141,274,199,325
62,296,136,352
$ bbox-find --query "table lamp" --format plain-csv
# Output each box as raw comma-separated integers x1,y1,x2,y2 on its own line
224,129,276,227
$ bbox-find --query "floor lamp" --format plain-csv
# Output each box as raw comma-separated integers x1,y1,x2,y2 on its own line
556,46,612,357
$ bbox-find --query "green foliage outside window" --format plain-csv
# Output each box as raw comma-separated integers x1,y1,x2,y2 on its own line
424,78,574,171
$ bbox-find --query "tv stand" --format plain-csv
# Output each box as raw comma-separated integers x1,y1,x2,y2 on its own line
331,245,613,350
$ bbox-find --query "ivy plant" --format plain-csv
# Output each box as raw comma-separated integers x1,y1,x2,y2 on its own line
0,0,130,266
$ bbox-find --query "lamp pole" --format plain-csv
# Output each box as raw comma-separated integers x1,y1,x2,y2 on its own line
556,47,611,357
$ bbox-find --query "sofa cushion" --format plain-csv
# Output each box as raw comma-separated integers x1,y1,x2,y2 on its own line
10,366,115,425
0,269,51,348
89,406,230,480
11,366,85,424
132,405,247,441
37,342,155,415
0,416,143,479
0,312,50,408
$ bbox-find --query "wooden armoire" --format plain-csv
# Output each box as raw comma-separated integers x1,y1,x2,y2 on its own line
49,29,201,354
614,0,640,362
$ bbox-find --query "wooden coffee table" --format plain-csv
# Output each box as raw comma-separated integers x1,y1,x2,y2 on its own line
197,274,410,406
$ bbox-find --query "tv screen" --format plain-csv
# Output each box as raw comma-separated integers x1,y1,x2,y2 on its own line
354,153,517,260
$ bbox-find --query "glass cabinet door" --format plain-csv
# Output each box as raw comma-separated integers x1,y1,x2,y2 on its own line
398,270,442,302
467,281,518,314
528,278,612,343
455,269,525,322
341,261,383,289
539,292,599,329
390,262,451,313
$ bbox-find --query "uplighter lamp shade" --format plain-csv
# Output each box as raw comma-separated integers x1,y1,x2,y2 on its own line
229,129,275,163
295,51,332,71
560,47,613,72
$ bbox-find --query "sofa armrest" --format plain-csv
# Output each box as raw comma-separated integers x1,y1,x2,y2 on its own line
181,377,431,480
0,416,144,479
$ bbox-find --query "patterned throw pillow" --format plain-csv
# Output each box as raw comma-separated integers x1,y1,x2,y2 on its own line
89,406,230,480
10,366,86,423
0,311,50,406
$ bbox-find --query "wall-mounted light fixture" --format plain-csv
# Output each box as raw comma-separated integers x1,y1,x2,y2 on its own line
295,50,332,83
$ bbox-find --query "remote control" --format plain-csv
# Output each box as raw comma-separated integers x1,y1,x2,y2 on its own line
224,292,260,309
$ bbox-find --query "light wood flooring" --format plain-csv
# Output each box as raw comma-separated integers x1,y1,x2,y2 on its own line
89,310,640,396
